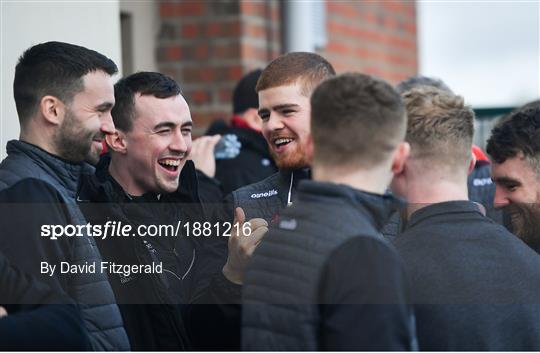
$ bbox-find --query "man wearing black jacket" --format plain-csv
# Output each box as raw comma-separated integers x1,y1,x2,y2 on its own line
78,72,264,350
243,73,415,350
0,41,129,350
391,86,540,350
0,252,90,350
230,52,335,224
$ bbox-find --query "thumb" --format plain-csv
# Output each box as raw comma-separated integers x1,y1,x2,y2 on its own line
234,207,246,225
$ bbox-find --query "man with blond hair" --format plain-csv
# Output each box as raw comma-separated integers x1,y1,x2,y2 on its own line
391,86,540,350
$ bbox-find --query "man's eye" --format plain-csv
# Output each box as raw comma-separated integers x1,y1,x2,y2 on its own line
181,129,192,136
157,129,171,135
259,114,270,121
282,110,295,116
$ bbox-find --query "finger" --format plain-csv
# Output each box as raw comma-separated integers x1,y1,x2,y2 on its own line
245,226,269,255
209,134,221,146
234,207,246,225
249,217,268,229
0,306,7,318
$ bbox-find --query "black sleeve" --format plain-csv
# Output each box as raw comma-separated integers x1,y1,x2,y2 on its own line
0,252,90,350
318,236,416,351
0,178,73,294
0,304,90,350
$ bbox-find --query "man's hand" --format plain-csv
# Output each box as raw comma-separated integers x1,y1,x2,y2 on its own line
222,207,268,285
0,306,7,318
189,135,221,178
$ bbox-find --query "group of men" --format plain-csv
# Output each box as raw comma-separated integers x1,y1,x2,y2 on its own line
0,41,539,351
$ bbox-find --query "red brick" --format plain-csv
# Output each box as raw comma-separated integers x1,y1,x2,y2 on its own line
181,23,199,38
218,88,233,104
214,42,240,60
167,45,182,61
189,90,210,105
159,1,207,17
241,1,265,17
243,22,266,39
194,43,209,60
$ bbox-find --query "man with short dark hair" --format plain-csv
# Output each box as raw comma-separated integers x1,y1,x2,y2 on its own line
243,73,415,350
391,87,540,350
78,71,263,350
0,41,129,350
487,105,540,253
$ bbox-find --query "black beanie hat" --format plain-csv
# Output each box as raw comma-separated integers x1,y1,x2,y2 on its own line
233,69,262,114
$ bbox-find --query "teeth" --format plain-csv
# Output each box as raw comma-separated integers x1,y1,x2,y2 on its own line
159,159,180,167
274,138,293,145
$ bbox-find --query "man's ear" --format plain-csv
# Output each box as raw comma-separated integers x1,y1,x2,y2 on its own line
106,130,128,154
391,141,410,176
467,151,477,175
39,95,65,126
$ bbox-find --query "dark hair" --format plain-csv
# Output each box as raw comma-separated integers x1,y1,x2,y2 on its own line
13,41,118,125
311,73,406,168
256,52,335,96
112,72,181,132
233,69,262,114
396,75,453,94
486,107,540,174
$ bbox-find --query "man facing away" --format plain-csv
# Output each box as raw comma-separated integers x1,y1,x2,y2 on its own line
0,41,129,350
243,73,416,350
391,86,540,350
487,105,540,253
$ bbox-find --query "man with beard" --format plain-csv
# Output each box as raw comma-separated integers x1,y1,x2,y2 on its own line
229,52,335,234
487,105,540,253
243,73,415,350
391,86,540,350
0,41,129,350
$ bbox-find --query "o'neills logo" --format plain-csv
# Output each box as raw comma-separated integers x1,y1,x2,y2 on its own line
250,189,278,199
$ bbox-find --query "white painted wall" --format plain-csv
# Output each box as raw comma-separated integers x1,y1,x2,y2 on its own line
0,1,122,158
119,0,158,73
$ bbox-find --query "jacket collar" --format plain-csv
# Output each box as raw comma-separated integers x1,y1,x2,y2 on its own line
6,140,94,192
81,153,200,203
407,200,483,229
277,168,311,206
297,180,403,231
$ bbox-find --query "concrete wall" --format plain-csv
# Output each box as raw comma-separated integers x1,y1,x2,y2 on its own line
0,1,122,158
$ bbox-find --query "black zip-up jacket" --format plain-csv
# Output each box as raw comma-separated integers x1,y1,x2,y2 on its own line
78,155,237,350
229,168,311,223
0,251,90,350
243,181,417,350
0,140,129,350
393,201,540,350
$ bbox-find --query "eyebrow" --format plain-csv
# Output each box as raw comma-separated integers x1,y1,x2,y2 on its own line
493,176,521,185
153,120,193,130
96,102,114,111
258,104,300,116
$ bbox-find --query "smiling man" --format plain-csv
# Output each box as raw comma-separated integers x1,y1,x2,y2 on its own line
0,41,129,350
230,52,336,223
77,72,247,350
487,105,540,253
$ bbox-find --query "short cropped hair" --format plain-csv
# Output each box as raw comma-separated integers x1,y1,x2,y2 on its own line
402,86,474,167
256,52,335,96
486,106,540,175
311,73,406,169
396,75,453,94
112,72,181,132
13,41,118,125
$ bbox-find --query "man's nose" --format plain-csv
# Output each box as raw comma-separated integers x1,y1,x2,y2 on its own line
169,133,188,153
493,186,510,209
101,111,115,135
265,113,285,131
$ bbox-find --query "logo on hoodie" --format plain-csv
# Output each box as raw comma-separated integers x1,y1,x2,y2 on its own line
250,189,278,199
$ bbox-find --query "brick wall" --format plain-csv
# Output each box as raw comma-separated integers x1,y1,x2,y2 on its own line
157,0,280,134
157,0,417,133
320,0,417,84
